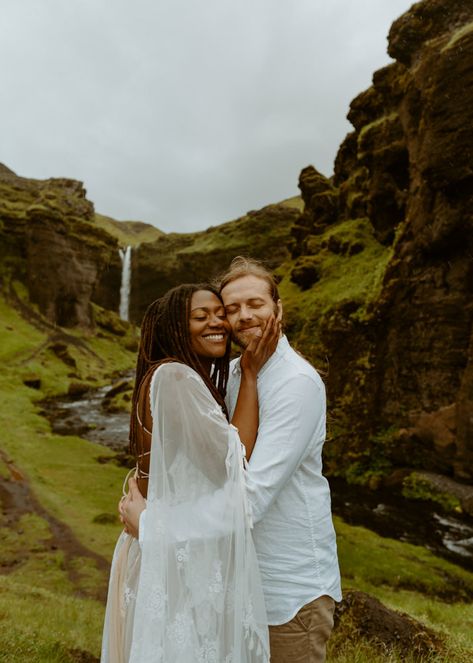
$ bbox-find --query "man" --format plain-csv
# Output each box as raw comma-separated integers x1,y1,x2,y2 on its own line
219,256,341,663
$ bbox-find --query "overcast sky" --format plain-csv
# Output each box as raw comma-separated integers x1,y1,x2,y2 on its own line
1,0,414,233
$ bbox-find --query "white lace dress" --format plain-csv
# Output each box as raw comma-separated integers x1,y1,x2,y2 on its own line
101,362,269,663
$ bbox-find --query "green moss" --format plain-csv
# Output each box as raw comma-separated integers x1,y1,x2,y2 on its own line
277,217,391,364
442,21,473,51
357,112,399,143
402,474,462,513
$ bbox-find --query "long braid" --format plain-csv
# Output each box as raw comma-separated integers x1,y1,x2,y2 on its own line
129,284,230,456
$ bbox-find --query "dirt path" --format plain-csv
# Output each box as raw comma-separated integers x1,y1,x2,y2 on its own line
0,449,110,602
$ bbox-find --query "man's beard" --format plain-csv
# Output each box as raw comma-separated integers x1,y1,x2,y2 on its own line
231,326,263,349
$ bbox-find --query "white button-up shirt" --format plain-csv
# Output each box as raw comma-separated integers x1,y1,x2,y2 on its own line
226,335,342,625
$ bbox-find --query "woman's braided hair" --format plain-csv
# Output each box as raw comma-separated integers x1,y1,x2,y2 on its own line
129,283,230,456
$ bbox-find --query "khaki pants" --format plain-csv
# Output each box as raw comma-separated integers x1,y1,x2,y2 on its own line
269,595,335,663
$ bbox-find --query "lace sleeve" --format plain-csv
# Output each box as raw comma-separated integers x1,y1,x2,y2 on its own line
129,363,269,663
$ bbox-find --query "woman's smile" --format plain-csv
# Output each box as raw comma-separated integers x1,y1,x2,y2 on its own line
189,290,231,360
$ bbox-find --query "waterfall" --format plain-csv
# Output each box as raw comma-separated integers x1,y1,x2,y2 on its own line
118,245,132,321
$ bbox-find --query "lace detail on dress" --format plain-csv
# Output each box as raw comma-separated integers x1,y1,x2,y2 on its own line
175,542,190,568
197,637,218,663
209,560,223,596
124,585,136,607
243,597,255,639
166,611,193,651
104,361,270,663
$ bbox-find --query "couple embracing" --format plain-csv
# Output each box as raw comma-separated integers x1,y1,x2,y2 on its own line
101,257,341,663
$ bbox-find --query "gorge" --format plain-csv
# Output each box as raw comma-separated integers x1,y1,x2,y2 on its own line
1,0,472,489
1,0,473,660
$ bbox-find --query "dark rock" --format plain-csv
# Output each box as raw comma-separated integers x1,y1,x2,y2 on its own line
291,168,338,256
290,259,321,290
0,168,119,328
335,590,445,659
298,166,331,207
50,342,76,368
68,382,90,397
347,86,384,132
93,307,128,336
292,0,473,482
310,190,338,226
388,0,471,66
347,241,364,256
23,377,41,390
413,471,473,517
66,648,100,663
105,378,133,400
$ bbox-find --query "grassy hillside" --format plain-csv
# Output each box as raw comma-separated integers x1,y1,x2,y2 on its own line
0,288,472,661
0,286,136,661
94,213,163,247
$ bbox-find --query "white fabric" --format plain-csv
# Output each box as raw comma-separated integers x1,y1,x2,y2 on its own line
101,362,269,663
226,335,342,625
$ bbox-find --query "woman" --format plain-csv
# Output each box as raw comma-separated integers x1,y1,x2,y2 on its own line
101,283,277,663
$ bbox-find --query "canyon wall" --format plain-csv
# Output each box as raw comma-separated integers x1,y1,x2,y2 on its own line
290,0,473,481
1,0,472,481
0,164,119,327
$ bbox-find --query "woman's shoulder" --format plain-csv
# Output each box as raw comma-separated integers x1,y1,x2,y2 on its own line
149,362,207,417
150,361,206,397
154,361,202,383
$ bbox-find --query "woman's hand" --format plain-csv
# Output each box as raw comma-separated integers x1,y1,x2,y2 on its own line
118,477,146,539
240,315,281,379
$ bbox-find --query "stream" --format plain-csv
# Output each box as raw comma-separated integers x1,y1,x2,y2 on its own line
42,380,473,573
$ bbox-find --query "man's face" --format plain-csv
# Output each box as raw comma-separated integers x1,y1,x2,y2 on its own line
220,274,282,348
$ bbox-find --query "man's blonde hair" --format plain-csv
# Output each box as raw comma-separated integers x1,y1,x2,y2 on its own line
217,256,280,303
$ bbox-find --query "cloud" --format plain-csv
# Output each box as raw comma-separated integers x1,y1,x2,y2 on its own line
0,0,414,232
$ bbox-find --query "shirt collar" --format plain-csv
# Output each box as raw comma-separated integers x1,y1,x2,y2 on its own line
231,334,289,377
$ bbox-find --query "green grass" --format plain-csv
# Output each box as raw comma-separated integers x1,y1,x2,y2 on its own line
1,294,473,661
0,576,103,662
334,516,473,661
336,517,473,603
0,294,134,560
0,294,134,660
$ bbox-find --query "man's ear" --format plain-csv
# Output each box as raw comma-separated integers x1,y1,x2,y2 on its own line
276,299,283,323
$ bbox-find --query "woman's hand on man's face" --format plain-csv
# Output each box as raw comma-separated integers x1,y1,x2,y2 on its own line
240,315,281,378
118,477,146,539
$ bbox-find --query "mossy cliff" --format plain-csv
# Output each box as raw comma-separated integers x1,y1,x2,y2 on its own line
0,164,120,327
129,197,301,321
1,1,471,486
284,0,473,485
0,165,163,326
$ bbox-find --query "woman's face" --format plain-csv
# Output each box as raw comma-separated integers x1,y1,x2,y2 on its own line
189,290,230,359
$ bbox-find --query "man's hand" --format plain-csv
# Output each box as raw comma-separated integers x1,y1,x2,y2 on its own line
240,315,281,378
118,477,146,539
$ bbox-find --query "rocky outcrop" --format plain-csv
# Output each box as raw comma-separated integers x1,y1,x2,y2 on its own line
0,162,300,327
0,166,119,326
129,201,300,322
290,0,473,481
334,590,444,660
1,1,471,483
